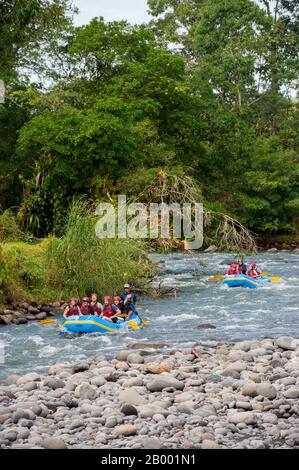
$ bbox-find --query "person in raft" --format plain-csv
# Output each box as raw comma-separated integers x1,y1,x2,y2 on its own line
113,296,124,312
120,284,137,306
63,297,81,318
89,293,103,316
226,264,239,275
101,296,122,323
237,259,247,275
80,297,92,316
247,263,261,279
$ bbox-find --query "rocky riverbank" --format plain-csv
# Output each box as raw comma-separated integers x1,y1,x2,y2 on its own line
1,336,299,449
0,301,65,326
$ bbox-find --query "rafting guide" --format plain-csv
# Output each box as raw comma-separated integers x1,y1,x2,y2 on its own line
95,195,203,250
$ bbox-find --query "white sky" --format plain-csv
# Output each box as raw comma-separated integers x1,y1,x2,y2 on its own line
71,0,151,25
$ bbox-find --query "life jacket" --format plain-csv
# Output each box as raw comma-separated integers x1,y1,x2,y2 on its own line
227,269,238,275
66,305,79,317
90,302,102,316
247,269,259,279
81,305,91,316
102,303,115,318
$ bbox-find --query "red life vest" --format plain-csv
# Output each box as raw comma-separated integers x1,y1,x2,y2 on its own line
66,305,79,317
81,305,91,316
247,269,259,278
90,302,102,316
102,304,115,318
227,269,238,275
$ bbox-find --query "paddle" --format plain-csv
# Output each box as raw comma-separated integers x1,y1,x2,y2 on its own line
266,277,281,282
40,319,58,325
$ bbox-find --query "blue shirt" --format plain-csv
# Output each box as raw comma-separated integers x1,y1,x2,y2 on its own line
121,292,137,305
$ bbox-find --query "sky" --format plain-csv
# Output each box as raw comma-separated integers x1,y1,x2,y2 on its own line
72,0,151,26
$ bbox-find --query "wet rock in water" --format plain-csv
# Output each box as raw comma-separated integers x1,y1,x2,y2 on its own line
28,306,39,315
204,245,218,253
267,248,278,252
0,315,13,325
130,342,170,350
36,312,47,320
146,376,184,392
12,317,28,325
220,258,238,265
197,324,217,330
40,437,67,449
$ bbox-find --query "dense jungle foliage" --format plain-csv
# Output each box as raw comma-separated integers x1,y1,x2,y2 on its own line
0,0,298,241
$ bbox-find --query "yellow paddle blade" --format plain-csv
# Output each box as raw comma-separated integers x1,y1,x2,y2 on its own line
141,319,149,327
208,275,224,281
126,321,139,330
268,277,281,282
261,272,269,276
40,319,58,325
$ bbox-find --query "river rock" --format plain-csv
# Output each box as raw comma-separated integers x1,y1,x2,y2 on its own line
23,382,38,392
17,372,41,385
40,437,67,449
276,336,298,351
146,376,184,392
126,353,144,364
72,362,90,373
228,412,257,425
255,383,277,399
0,315,13,324
113,424,137,437
204,245,218,253
197,404,217,418
138,404,169,418
12,409,36,423
283,387,299,399
201,440,220,449
120,404,138,416
140,437,161,449
74,383,97,400
28,306,39,315
90,375,106,387
130,343,169,350
43,378,65,390
119,389,147,406
197,324,217,330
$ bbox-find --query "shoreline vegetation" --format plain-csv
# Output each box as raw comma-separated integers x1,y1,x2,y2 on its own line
0,202,298,311
1,337,299,448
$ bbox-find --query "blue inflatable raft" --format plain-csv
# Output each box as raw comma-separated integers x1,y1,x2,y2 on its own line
61,314,143,334
223,274,272,289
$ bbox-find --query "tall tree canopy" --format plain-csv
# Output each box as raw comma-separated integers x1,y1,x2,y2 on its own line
0,0,298,241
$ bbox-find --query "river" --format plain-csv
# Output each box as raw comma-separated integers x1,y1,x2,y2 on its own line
0,251,298,381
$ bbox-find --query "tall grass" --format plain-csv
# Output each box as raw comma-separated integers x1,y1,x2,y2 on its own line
47,200,154,299
0,240,56,303
0,210,25,242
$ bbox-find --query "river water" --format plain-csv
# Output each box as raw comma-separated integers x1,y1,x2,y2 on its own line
0,251,298,381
